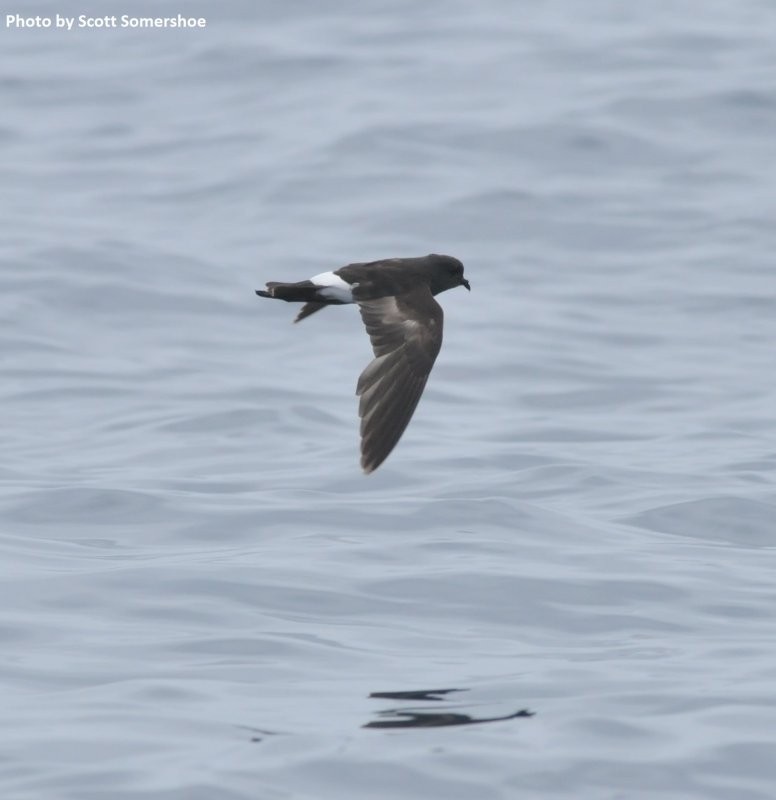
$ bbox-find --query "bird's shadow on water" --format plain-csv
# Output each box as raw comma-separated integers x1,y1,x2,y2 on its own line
241,687,535,741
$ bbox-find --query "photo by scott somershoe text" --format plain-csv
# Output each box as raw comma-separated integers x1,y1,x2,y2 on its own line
5,14,208,30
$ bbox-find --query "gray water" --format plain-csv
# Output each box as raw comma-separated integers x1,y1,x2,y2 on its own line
3,1,776,798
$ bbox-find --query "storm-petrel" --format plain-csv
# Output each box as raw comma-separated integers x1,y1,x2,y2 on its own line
256,253,470,473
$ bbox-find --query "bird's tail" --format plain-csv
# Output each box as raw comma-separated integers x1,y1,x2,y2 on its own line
255,281,329,323
256,280,320,302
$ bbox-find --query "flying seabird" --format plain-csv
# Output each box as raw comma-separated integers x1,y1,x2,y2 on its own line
256,253,470,473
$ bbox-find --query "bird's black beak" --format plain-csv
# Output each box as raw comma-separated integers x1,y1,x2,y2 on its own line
461,278,470,291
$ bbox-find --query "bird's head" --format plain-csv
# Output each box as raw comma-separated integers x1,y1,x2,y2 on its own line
427,254,470,295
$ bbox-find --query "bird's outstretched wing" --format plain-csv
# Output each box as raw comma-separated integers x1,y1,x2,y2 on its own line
356,286,444,473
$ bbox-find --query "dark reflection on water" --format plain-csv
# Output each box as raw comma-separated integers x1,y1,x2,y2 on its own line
242,689,534,739
369,688,467,702
365,687,535,729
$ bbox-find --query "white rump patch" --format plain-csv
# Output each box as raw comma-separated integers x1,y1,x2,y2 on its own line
310,270,355,303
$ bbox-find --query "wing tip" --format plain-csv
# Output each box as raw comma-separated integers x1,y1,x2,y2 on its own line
360,442,392,474
360,457,380,475
360,442,385,474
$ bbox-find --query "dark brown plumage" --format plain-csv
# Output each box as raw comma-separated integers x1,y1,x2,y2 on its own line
256,254,469,472
356,289,443,472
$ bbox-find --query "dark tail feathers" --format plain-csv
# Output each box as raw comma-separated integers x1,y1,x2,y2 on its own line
255,281,329,323
256,280,320,302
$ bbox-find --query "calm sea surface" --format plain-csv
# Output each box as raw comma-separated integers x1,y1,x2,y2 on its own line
3,1,776,798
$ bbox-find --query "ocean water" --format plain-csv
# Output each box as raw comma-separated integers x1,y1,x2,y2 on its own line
3,1,776,797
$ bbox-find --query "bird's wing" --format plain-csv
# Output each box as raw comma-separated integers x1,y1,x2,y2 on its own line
356,286,444,473
294,302,327,323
